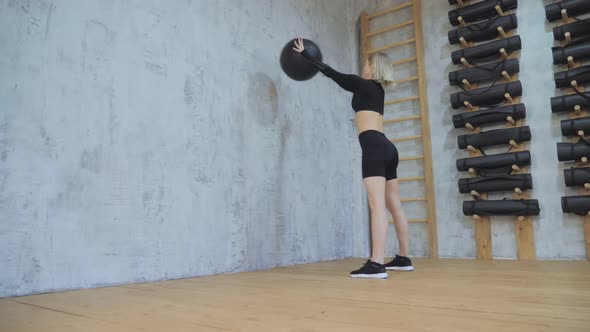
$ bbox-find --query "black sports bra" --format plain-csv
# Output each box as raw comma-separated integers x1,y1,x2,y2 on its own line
301,50,385,115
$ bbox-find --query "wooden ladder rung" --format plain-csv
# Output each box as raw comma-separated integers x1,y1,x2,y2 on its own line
400,156,424,161
398,176,425,182
368,38,415,55
366,20,414,38
392,57,417,65
389,218,427,224
391,135,422,143
401,197,426,203
384,115,420,125
395,76,419,84
367,1,413,20
385,96,419,106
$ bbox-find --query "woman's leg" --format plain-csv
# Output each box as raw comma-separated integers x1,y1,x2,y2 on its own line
385,179,409,257
363,176,388,264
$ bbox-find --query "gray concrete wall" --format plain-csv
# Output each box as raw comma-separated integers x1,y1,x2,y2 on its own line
421,0,587,259
0,0,365,298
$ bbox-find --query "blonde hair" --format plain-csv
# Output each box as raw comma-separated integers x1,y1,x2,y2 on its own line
369,53,396,87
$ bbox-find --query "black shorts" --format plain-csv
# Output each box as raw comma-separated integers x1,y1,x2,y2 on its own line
359,130,399,180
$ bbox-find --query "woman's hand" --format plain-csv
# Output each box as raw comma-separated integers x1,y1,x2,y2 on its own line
292,38,305,53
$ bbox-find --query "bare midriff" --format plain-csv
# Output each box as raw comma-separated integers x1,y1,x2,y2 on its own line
355,110,384,135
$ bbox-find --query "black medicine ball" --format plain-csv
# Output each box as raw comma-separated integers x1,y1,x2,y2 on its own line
280,38,323,81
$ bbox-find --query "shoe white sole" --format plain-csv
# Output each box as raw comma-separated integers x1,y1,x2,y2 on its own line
349,272,388,279
385,266,414,271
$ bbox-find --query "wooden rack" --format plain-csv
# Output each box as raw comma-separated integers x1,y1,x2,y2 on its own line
450,2,535,259
551,5,590,259
360,0,438,258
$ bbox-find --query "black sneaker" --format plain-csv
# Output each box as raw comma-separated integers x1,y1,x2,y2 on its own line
384,255,414,271
350,260,388,279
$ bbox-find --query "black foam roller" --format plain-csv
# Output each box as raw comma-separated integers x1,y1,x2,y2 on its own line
449,59,519,86
457,126,531,149
453,104,526,128
552,40,590,65
449,0,518,26
561,116,590,136
561,195,590,215
450,81,522,109
546,0,590,22
456,151,531,174
452,36,521,65
463,199,540,216
449,14,518,45
564,168,590,187
553,20,590,41
557,141,590,162
458,174,532,194
550,91,590,113
554,65,590,88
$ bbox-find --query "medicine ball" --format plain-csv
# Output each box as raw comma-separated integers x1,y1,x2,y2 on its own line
280,38,322,81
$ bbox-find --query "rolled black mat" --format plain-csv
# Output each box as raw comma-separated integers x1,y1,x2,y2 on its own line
557,140,590,162
569,34,590,47
457,126,531,149
553,19,590,41
561,116,590,136
546,0,590,22
552,40,590,65
452,36,521,65
463,199,540,216
449,0,474,5
458,174,532,193
453,104,526,128
550,91,590,113
449,59,519,86
449,14,518,45
561,195,590,215
456,151,531,175
564,167,590,187
450,81,522,109
554,65,590,88
449,0,518,26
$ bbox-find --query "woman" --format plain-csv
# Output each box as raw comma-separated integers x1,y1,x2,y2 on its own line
293,38,414,279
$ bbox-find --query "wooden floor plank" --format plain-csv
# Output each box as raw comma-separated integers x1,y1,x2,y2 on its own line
1,259,589,332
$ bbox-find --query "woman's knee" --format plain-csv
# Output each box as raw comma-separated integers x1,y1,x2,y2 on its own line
367,195,386,211
385,201,395,212
385,190,400,203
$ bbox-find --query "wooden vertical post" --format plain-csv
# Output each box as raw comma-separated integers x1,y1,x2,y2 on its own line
413,0,439,258
510,128,535,260
503,84,535,259
475,214,492,260
462,76,493,260
515,215,535,259
360,12,370,67
469,138,492,259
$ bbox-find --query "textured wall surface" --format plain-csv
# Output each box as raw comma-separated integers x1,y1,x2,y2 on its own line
0,0,365,297
421,0,587,259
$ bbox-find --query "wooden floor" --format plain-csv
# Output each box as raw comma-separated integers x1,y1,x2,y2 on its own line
1,259,589,332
